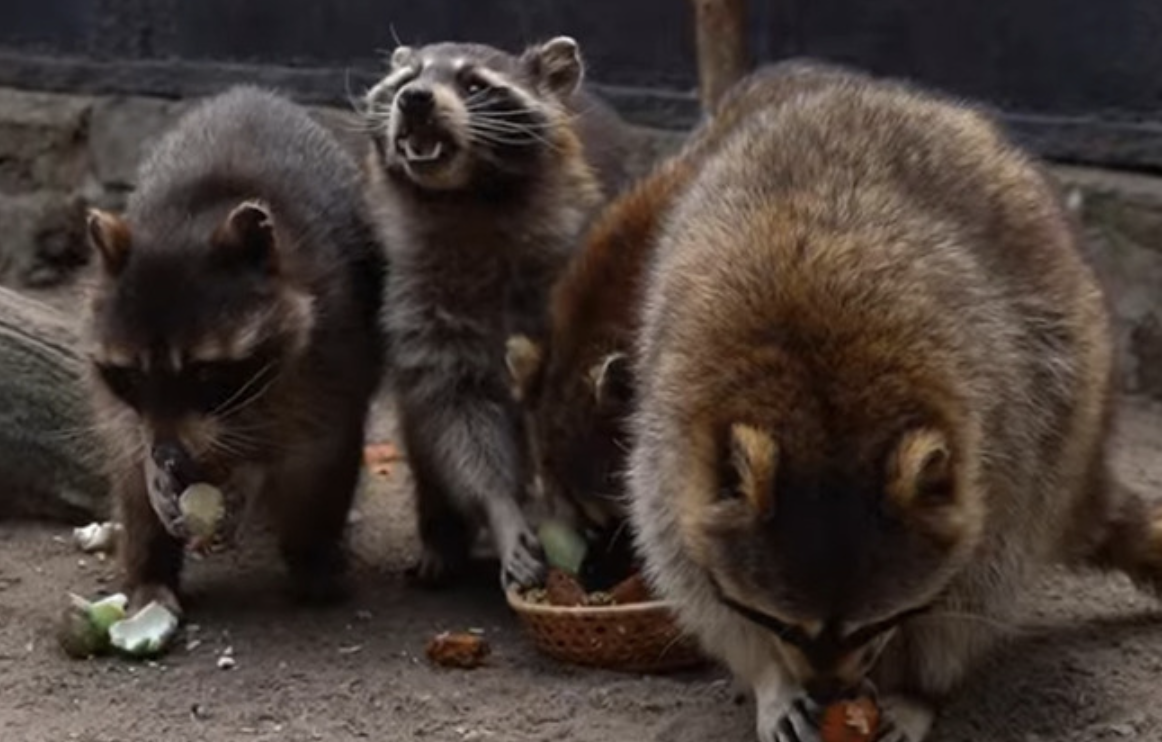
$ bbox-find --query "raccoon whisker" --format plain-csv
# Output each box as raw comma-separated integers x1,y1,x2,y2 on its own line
462,89,494,107
47,415,135,443
467,118,560,137
467,128,539,145
469,127,562,153
473,120,563,149
341,112,391,134
468,118,556,136
915,610,1027,637
388,27,403,49
464,104,555,121
607,516,633,547
468,107,576,130
213,361,282,418
468,115,557,132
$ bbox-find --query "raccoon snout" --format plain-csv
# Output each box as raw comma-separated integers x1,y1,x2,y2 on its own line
150,440,200,489
397,86,435,118
803,675,876,705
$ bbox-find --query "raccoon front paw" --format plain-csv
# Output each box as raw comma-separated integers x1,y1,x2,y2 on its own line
872,695,934,742
406,544,467,589
128,583,184,620
499,529,547,591
768,697,822,742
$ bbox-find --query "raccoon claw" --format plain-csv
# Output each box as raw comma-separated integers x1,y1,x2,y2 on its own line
499,530,547,591
875,720,910,742
128,583,184,620
773,697,822,742
406,545,464,590
874,694,934,742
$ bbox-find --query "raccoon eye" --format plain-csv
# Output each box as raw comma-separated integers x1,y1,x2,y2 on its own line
96,363,145,408
459,70,490,96
188,359,272,414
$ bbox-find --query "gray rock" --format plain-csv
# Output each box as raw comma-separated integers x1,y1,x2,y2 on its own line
89,95,185,190
0,190,89,288
1055,166,1162,399
0,88,92,193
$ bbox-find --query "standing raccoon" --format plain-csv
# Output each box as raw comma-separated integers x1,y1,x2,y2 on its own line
627,63,1162,742
362,36,635,589
83,86,388,615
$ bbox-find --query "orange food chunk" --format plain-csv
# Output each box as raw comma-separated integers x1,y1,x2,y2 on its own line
425,631,490,669
820,697,880,742
609,572,652,605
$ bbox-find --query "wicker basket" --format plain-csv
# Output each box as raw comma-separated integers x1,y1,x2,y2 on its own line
506,588,706,674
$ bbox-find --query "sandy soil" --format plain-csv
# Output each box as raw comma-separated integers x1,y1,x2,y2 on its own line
2,392,1162,742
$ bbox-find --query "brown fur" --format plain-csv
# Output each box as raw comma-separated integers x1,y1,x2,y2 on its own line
507,60,856,539
626,62,1162,742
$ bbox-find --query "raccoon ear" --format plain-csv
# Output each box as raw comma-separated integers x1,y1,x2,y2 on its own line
86,208,132,276
505,334,543,402
886,428,953,510
725,423,779,516
391,45,415,69
587,352,632,409
215,200,278,274
524,36,584,97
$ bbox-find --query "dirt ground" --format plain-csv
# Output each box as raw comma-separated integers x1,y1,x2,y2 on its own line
3,374,1162,741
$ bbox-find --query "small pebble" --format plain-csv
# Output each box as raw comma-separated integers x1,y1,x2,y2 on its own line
217,655,236,670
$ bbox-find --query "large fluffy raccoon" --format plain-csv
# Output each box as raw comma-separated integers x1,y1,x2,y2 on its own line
506,62,850,585
83,86,388,616
627,63,1162,742
361,36,636,589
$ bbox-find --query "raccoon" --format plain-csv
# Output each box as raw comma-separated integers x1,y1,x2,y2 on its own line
626,63,1162,742
83,86,388,616
505,60,858,587
361,36,635,589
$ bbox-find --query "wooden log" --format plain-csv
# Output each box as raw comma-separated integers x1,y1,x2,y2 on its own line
0,286,108,523
691,0,750,112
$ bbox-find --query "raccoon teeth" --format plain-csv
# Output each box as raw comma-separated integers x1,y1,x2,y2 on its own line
402,139,444,162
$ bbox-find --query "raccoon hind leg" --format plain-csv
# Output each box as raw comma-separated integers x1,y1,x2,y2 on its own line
267,423,367,606
398,410,477,589
1075,457,1162,595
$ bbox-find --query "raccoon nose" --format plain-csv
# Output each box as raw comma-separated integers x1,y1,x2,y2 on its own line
398,87,435,116
151,440,198,488
803,677,854,705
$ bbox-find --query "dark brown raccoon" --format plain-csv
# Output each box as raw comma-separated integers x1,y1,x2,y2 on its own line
82,86,388,616
626,62,1162,742
361,36,637,590
505,60,856,588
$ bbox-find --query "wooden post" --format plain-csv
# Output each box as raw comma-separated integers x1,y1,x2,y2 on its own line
0,287,108,523
691,0,749,112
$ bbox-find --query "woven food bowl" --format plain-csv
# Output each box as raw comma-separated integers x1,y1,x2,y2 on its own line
506,588,705,674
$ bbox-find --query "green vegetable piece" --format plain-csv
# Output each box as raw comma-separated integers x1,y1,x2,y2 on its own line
108,601,179,658
537,519,588,576
57,593,128,659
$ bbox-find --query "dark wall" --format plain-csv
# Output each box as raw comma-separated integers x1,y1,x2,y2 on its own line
2,0,1161,171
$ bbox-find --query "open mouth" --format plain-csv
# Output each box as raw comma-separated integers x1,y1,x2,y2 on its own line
395,130,452,167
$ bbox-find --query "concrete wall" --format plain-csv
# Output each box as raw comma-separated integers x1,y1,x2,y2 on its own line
1,85,1159,402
